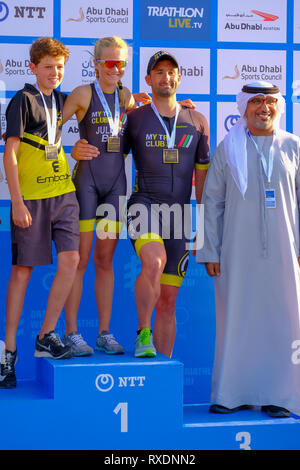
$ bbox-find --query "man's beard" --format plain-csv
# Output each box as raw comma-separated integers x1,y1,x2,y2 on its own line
157,85,176,97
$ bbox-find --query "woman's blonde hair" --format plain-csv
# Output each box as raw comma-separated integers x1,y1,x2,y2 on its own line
94,36,128,107
94,36,128,61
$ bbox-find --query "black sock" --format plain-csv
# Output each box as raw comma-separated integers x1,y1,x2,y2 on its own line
137,328,152,335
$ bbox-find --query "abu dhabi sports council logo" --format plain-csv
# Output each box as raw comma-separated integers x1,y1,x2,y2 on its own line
61,3,132,38
66,7,84,22
140,0,210,41
222,65,240,80
65,5,129,25
0,1,8,21
223,63,282,82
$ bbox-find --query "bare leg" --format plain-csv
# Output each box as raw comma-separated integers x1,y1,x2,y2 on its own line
64,232,93,335
93,235,119,334
135,242,167,329
153,284,179,357
39,250,79,338
4,265,33,352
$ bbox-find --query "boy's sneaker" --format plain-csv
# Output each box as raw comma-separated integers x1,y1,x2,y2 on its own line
63,332,94,356
134,328,157,358
34,331,73,359
95,331,124,354
0,348,17,389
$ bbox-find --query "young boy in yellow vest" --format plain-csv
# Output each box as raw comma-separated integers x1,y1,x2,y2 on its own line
0,37,80,388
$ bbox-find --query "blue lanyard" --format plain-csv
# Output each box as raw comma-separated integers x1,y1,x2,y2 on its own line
151,102,180,149
94,80,120,137
247,129,275,185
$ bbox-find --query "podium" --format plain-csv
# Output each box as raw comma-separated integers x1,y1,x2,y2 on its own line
0,352,300,450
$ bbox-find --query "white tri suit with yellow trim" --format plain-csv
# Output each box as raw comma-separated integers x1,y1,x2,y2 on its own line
125,104,210,288
72,83,127,234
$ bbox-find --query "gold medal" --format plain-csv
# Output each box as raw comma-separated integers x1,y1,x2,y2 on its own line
45,144,58,161
163,148,179,164
107,137,121,153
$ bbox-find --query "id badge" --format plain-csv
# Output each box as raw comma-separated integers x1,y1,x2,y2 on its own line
265,189,276,209
45,145,58,161
107,136,120,153
163,148,179,164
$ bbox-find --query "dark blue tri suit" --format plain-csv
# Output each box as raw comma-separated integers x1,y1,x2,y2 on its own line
72,82,127,234
124,103,210,287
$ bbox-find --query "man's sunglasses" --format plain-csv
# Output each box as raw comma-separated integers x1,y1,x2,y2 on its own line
248,96,278,106
97,59,128,70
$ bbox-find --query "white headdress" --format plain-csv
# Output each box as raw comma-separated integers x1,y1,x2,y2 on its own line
223,81,285,197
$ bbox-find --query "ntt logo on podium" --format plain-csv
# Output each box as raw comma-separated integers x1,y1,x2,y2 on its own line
95,374,146,392
95,374,114,392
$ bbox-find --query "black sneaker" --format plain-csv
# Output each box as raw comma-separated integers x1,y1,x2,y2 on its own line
0,349,17,388
34,331,73,359
261,405,290,418
209,404,252,414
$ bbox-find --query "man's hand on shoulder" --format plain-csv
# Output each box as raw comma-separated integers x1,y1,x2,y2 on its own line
133,92,152,105
178,98,196,109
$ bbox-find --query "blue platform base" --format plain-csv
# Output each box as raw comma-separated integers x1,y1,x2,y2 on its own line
0,352,299,450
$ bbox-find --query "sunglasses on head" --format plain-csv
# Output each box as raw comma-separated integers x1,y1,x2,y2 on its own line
97,59,128,70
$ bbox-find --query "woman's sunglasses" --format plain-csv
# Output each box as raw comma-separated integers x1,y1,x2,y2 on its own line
97,59,128,70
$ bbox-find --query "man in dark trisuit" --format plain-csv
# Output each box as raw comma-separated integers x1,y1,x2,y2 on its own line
125,51,210,358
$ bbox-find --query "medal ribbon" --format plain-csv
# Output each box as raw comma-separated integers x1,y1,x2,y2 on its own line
151,102,180,149
94,80,120,137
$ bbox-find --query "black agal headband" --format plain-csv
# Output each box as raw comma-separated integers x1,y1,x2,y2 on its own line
242,84,279,95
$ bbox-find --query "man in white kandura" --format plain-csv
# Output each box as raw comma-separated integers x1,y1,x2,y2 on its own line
197,81,300,418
